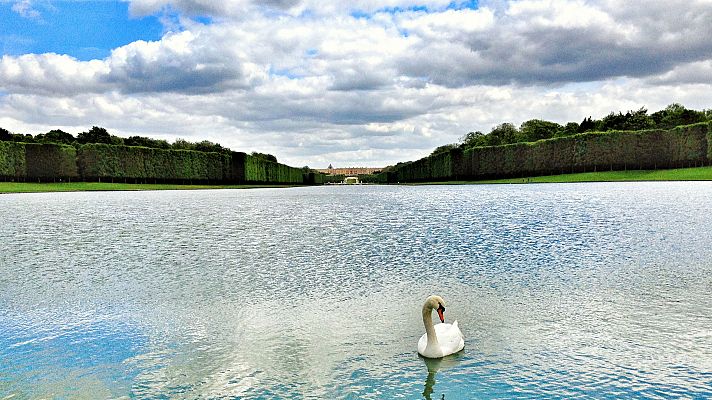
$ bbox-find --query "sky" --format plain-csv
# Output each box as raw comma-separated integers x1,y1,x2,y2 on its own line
0,0,711,168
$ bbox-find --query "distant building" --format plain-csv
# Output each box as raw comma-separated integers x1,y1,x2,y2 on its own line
316,165,383,175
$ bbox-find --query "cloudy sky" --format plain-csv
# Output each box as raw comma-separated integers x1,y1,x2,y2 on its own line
1,0,711,168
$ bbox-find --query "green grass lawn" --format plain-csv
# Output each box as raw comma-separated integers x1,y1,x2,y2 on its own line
0,181,302,194
4,166,712,193
418,165,712,185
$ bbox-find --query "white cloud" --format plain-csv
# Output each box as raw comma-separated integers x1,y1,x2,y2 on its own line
1,0,711,167
648,60,712,85
11,0,41,20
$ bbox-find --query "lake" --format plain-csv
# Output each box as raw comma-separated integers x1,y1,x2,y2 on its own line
1,183,711,399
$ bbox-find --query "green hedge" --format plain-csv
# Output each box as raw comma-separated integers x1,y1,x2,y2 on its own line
707,121,712,161
303,172,325,185
78,144,227,182
0,142,77,181
242,153,303,184
25,143,78,180
393,122,711,181
2,141,320,185
0,141,26,179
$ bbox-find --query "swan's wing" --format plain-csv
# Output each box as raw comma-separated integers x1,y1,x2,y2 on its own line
434,323,465,356
417,332,428,355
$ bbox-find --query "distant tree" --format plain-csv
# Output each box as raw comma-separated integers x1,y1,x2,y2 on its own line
578,117,598,133
0,127,11,141
556,122,580,137
10,133,35,143
172,138,195,150
430,143,457,156
110,135,125,146
599,112,627,131
600,108,654,131
194,140,225,153
125,136,170,149
77,126,112,144
460,131,487,148
251,152,277,162
487,123,518,146
519,119,562,142
37,129,75,144
650,103,706,129
622,108,655,131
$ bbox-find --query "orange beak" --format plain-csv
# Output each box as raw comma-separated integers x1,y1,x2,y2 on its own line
437,305,445,323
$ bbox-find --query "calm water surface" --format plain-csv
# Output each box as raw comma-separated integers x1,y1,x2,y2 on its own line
1,183,711,399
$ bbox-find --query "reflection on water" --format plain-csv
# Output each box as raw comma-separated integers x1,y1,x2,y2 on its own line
422,354,463,400
1,183,712,398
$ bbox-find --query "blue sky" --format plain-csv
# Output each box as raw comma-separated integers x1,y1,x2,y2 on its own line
0,0,711,168
1,1,163,60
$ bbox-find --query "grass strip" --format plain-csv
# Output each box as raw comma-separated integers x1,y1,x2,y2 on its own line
410,166,712,185
0,182,303,194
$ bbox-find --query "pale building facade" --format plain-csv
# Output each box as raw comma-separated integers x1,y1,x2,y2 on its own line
316,165,383,175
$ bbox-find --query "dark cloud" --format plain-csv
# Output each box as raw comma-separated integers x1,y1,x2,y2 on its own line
397,0,712,86
257,0,301,10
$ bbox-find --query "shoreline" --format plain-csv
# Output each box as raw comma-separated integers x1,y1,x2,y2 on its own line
0,182,305,194
404,165,712,185
3,166,712,193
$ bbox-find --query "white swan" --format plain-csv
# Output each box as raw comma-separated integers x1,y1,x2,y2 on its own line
418,295,465,358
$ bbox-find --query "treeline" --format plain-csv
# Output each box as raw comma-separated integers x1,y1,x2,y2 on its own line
0,125,282,163
0,142,320,185
377,115,712,183
0,125,316,184
430,104,711,155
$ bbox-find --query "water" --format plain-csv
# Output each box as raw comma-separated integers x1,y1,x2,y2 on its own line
1,183,711,399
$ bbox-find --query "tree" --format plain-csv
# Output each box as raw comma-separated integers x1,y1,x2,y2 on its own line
37,129,75,144
0,127,11,141
651,103,706,129
110,135,125,146
172,138,195,150
556,122,580,137
487,123,518,146
77,126,112,144
11,133,35,143
600,108,654,131
519,119,562,142
125,136,170,149
430,143,457,156
578,117,598,133
194,140,225,153
460,131,487,148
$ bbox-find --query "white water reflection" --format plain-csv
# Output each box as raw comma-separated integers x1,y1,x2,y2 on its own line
1,183,711,398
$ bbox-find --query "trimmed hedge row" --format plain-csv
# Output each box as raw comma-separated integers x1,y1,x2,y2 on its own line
241,153,304,184
303,172,324,185
0,141,26,179
25,143,78,180
0,142,77,181
389,122,712,182
0,142,317,184
707,121,712,160
78,144,226,182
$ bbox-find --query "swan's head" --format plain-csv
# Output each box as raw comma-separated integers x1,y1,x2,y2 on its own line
425,295,447,323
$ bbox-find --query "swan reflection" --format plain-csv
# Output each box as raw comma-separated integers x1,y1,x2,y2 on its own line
421,353,463,400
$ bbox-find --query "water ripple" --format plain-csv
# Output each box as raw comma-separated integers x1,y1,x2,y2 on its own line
1,183,711,398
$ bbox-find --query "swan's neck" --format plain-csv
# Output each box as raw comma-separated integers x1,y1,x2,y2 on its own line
422,304,440,349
